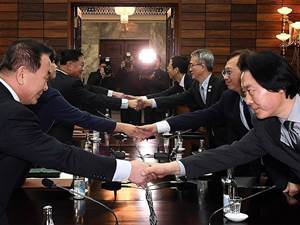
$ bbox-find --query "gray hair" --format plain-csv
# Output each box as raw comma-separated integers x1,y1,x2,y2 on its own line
190,49,214,72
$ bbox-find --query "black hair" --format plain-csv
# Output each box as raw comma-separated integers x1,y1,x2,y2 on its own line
170,55,189,74
228,49,254,70
0,39,52,73
240,51,300,98
59,49,83,65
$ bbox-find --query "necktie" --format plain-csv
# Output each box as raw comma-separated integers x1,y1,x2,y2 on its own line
200,86,206,104
242,100,253,129
283,121,300,151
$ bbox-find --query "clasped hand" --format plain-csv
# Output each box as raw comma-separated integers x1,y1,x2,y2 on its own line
129,161,180,187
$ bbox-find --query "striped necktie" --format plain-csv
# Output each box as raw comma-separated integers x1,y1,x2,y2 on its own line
283,121,300,151
200,86,206,103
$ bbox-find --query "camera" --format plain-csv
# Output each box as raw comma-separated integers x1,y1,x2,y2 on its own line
124,52,133,70
103,57,112,77
99,56,112,77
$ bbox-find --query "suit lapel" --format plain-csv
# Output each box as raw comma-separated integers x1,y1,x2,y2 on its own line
265,117,282,146
0,82,15,101
205,75,215,106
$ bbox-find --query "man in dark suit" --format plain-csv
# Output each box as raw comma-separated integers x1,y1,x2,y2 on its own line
86,57,115,90
140,49,260,176
141,49,227,147
30,51,145,138
146,51,300,197
49,49,139,144
142,56,171,123
0,40,148,225
128,55,192,99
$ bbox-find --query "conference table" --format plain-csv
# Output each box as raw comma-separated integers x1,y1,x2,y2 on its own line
7,133,300,225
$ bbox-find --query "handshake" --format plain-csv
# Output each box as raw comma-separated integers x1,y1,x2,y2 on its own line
128,160,180,187
110,91,154,111
127,96,154,111
114,123,157,140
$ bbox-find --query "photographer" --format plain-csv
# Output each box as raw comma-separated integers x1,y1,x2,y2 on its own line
116,52,142,125
87,57,115,90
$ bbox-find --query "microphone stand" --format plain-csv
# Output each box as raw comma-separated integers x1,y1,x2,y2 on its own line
42,178,119,225
154,129,192,161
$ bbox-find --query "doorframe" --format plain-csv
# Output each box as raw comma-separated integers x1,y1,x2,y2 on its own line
67,0,180,55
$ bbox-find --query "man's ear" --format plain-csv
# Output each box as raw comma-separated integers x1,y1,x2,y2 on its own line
15,66,25,85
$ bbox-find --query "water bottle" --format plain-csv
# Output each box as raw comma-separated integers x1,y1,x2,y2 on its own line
73,176,85,200
91,131,101,154
42,205,54,225
162,134,170,153
222,169,237,213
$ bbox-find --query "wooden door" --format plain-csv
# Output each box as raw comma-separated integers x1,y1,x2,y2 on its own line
99,39,149,74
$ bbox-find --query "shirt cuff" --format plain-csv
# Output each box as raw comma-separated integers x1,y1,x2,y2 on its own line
177,161,186,176
155,121,171,133
141,96,148,100
121,99,128,109
151,99,157,108
107,90,113,97
112,159,131,181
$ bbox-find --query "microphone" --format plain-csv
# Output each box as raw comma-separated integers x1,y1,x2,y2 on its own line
154,129,192,160
42,178,119,225
208,185,276,225
96,110,114,121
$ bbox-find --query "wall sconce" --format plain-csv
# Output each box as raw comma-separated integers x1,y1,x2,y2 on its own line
276,6,300,74
114,7,136,24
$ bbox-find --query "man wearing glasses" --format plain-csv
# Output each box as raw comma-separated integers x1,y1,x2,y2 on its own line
139,49,227,148
140,49,262,177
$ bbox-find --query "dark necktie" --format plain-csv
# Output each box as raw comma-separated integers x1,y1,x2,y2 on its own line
200,86,206,104
283,121,300,151
242,100,253,129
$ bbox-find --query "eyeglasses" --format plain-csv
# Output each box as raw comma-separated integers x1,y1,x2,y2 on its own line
189,63,203,68
221,69,232,77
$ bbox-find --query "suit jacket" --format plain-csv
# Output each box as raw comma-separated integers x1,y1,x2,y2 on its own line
48,70,121,143
167,90,264,176
156,75,227,147
167,90,248,144
154,75,226,111
181,116,300,184
143,68,170,95
0,83,116,224
29,87,116,133
147,73,192,99
87,70,103,86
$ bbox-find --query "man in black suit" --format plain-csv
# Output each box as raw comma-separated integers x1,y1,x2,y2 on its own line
146,51,300,197
30,50,145,138
87,56,115,90
141,49,227,147
141,56,171,123
140,50,261,176
0,40,148,225
137,55,192,99
49,49,139,144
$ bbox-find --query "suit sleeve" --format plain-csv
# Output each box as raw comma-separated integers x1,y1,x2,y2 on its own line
85,84,109,95
47,92,117,133
180,129,267,179
147,83,182,98
2,105,117,181
150,71,170,91
71,80,122,110
167,97,225,131
154,87,193,109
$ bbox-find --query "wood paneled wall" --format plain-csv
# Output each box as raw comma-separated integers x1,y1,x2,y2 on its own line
0,0,300,73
